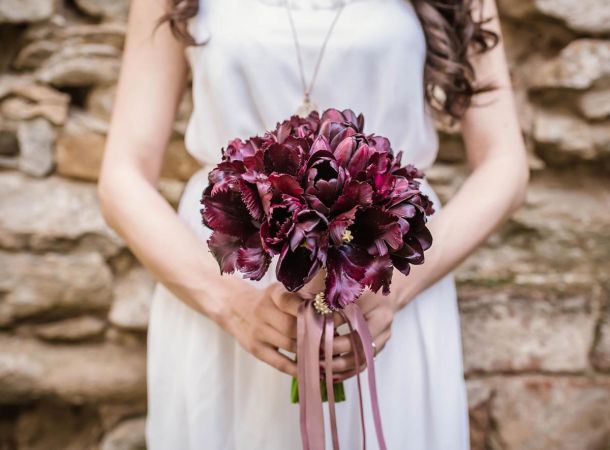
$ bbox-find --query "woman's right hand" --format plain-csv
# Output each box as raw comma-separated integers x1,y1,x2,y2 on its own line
220,281,302,377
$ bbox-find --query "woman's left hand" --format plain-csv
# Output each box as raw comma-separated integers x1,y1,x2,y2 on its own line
277,269,403,381
322,289,401,381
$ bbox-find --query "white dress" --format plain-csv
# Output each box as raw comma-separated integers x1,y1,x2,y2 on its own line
146,0,470,448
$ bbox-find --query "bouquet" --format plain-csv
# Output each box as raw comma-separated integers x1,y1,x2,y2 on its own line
200,109,434,450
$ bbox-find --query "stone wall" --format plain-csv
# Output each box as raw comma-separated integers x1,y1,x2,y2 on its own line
0,0,608,449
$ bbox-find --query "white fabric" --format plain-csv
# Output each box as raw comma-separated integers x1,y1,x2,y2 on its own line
146,0,470,448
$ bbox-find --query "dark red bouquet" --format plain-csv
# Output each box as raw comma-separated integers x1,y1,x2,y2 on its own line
200,108,434,450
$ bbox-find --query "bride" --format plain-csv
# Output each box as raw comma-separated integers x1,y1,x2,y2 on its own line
98,0,529,448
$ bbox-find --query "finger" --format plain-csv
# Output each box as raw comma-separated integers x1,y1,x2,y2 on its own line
374,328,392,355
270,287,301,317
264,307,298,340
253,344,298,377
258,324,297,354
331,333,357,355
355,291,379,315
327,327,391,371
331,311,346,327
321,352,367,377
321,339,367,373
332,362,367,382
366,309,393,339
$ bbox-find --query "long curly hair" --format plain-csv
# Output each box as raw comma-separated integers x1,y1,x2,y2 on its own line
159,0,499,120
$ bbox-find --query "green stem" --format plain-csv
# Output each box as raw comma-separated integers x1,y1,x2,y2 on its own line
291,376,346,403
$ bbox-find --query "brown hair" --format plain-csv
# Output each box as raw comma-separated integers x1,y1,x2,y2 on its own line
159,0,499,120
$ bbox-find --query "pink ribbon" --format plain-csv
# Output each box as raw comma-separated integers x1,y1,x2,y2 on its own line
297,300,387,450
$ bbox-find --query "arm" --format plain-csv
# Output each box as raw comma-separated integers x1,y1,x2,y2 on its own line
327,0,529,375
392,0,529,308
98,0,300,375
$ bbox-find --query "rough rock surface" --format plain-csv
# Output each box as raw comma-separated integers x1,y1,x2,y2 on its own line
460,283,599,374
0,171,123,256
592,292,610,372
33,316,107,342
493,376,610,450
74,0,131,20
0,0,54,24
529,40,610,91
99,417,147,450
15,401,103,450
0,250,113,326
0,336,146,404
498,0,610,34
16,117,55,176
109,267,155,332
56,111,200,182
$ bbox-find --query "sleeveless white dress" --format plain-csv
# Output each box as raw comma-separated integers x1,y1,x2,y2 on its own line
146,0,470,448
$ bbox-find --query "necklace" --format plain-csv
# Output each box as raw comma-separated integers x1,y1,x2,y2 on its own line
260,0,348,8
284,0,346,116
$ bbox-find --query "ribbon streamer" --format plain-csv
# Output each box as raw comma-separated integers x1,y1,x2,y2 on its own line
297,300,387,450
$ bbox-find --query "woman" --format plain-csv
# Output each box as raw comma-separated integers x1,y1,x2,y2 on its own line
98,0,529,448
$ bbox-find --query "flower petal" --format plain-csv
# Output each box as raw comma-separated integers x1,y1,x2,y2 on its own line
352,207,403,255
334,136,355,167
201,189,257,237
264,143,302,176
325,245,367,309
288,209,328,251
269,173,304,197
276,243,322,292
239,180,264,222
237,243,271,281
347,143,372,176
363,254,393,295
207,232,241,274
331,180,373,214
329,206,358,245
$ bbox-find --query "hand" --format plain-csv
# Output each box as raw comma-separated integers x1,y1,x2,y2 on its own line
281,271,399,381
323,289,398,381
297,268,326,300
221,281,303,377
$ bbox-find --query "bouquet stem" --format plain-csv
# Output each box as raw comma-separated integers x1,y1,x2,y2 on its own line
290,376,346,403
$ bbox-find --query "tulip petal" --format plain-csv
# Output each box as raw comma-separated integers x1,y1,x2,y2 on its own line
334,136,355,167
276,243,322,292
329,206,358,245
347,143,371,176
288,209,328,251
269,173,304,197
264,143,302,176
331,180,373,214
239,180,264,222
237,243,271,281
413,226,433,251
363,254,393,295
201,189,256,237
325,246,367,309
207,232,241,274
352,207,403,255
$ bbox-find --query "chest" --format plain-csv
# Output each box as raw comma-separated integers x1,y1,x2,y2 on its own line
194,0,427,69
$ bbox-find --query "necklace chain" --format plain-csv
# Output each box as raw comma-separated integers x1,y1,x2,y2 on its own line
285,0,346,114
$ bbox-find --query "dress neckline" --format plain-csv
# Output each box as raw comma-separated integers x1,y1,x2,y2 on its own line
255,0,361,10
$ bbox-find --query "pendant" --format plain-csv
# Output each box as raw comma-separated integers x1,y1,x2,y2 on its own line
296,94,318,117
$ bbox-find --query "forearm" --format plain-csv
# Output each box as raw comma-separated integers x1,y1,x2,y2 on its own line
393,154,529,309
98,167,252,326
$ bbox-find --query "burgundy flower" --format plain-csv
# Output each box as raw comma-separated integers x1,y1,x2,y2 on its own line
276,209,328,291
260,198,303,254
201,108,434,309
